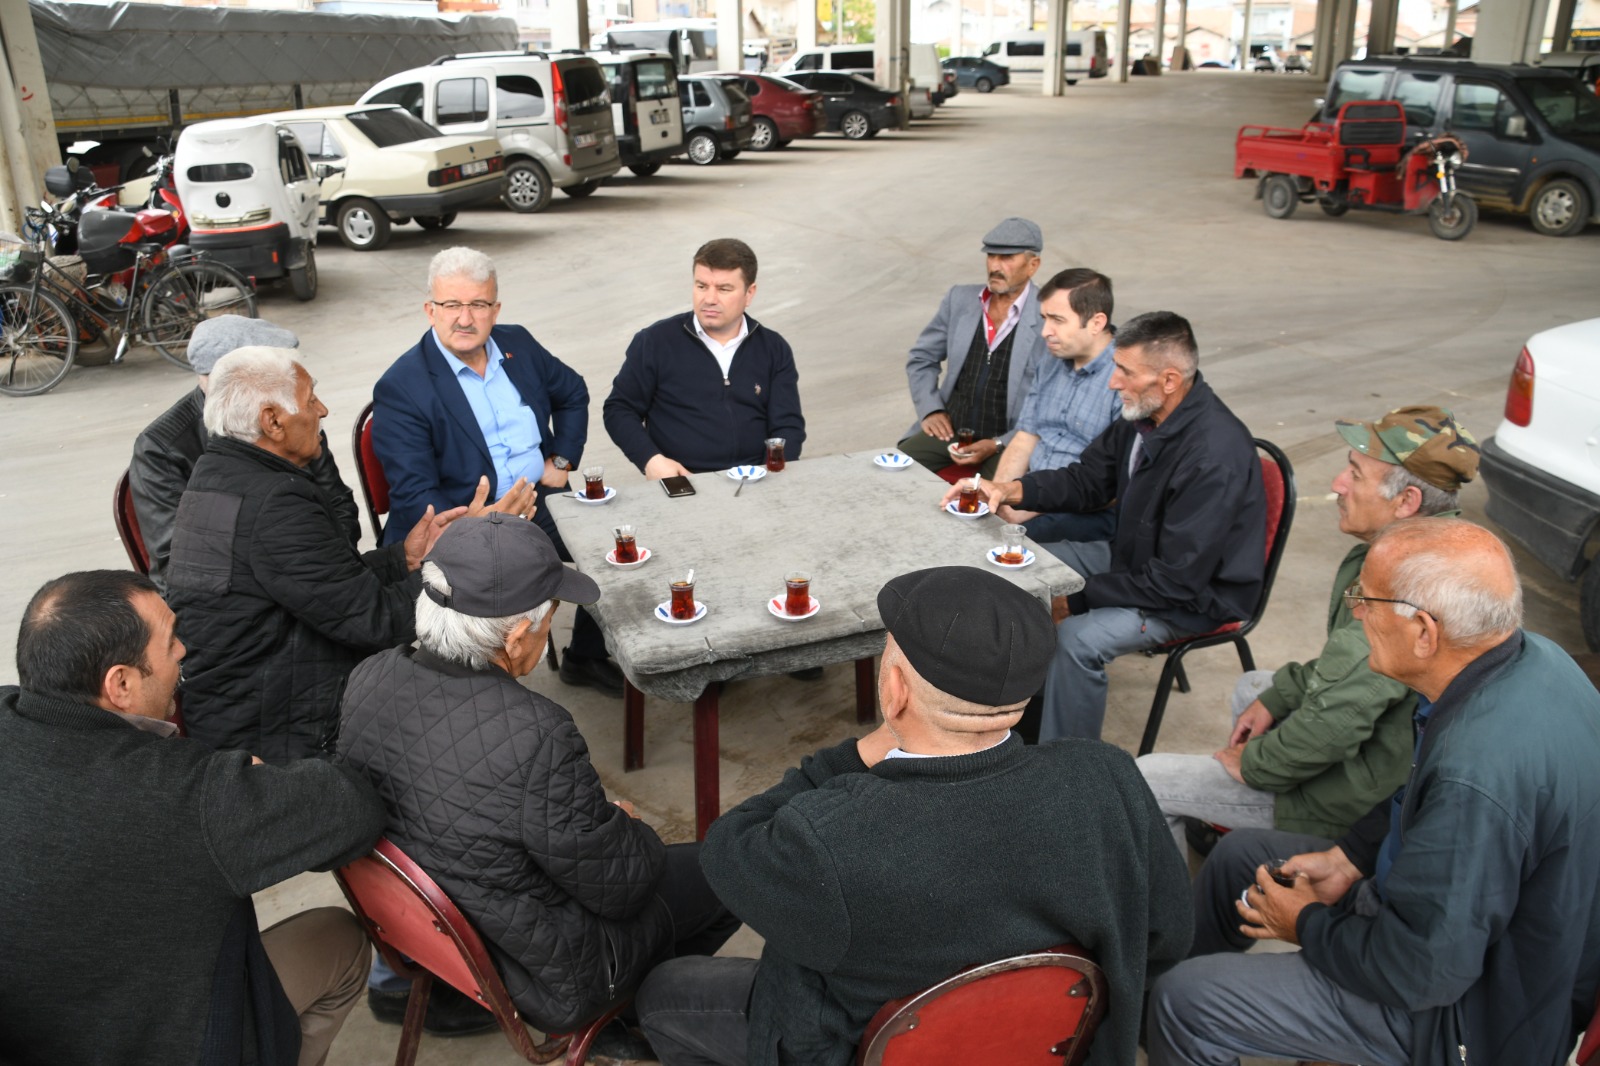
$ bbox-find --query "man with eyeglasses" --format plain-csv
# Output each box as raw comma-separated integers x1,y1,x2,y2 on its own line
371,246,624,702
1135,406,1480,861
1148,518,1600,1066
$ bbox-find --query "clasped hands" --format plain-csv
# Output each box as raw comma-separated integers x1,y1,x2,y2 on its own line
401,475,542,571
1235,846,1362,945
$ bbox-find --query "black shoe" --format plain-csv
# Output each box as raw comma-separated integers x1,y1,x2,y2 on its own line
586,1018,658,1060
366,983,499,1037
560,652,625,697
788,666,825,682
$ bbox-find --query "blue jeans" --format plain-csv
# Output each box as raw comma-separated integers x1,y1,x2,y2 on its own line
635,956,759,1066
1023,507,1117,546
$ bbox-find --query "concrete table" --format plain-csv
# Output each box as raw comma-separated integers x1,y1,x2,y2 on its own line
549,450,1084,838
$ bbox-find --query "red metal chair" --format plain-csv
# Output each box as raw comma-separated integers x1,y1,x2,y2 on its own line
113,470,151,574
353,401,390,544
1136,438,1296,757
335,838,624,1066
1578,989,1600,1066
856,944,1106,1066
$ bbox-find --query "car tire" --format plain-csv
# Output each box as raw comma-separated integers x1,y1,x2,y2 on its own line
750,117,780,151
1262,174,1299,219
1320,198,1350,217
976,77,994,93
288,244,318,302
629,162,663,177
775,138,793,149
1530,177,1591,238
687,132,719,165
841,111,871,140
1066,78,1078,86
562,180,601,198
1427,193,1477,241
336,198,391,251
417,213,457,230
502,158,553,213
1582,556,1600,652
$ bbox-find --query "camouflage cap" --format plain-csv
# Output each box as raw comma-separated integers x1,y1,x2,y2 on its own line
1335,405,1481,492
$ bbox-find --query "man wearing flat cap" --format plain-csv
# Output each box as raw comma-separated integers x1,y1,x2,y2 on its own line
632,566,1192,1066
899,218,1050,478
127,314,358,592
1136,406,1481,862
338,514,738,1046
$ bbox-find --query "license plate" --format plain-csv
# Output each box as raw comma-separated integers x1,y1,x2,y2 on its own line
574,132,598,148
649,111,668,125
461,159,488,177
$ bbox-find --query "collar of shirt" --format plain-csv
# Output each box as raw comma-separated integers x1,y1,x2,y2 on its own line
884,732,1012,760
433,329,504,381
979,285,1029,350
107,708,179,738
692,313,750,371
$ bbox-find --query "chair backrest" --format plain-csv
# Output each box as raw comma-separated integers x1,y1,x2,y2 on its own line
352,401,390,542
856,945,1107,1066
1247,438,1296,629
113,470,151,575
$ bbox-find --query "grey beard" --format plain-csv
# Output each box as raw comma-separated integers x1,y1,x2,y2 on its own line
1121,395,1162,421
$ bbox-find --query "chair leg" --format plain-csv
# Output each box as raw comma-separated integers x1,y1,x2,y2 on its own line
1140,653,1185,757
396,973,432,1066
1173,660,1191,695
563,1002,630,1066
1234,637,1257,674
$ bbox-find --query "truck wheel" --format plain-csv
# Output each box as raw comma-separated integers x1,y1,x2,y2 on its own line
562,181,601,198
336,199,391,251
503,159,552,213
687,132,719,165
1428,194,1477,241
289,244,318,302
417,213,457,229
841,111,871,139
1320,198,1350,217
1583,556,1600,652
629,162,662,177
976,77,994,93
1530,178,1590,238
749,117,780,151
1263,174,1299,219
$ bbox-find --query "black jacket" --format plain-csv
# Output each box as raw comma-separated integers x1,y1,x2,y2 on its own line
602,312,806,473
128,387,359,592
167,437,420,763
1018,373,1265,634
337,647,673,1032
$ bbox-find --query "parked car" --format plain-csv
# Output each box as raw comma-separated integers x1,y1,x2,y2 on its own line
268,104,504,251
722,73,822,150
777,45,875,77
780,71,904,139
592,49,686,176
943,55,1011,93
359,52,620,214
905,44,941,118
937,63,961,104
1479,317,1600,650
1319,56,1600,236
678,74,755,164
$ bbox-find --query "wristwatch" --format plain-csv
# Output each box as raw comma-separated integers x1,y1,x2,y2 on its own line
551,456,573,471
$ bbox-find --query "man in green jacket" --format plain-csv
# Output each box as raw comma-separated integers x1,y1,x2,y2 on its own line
1136,405,1480,854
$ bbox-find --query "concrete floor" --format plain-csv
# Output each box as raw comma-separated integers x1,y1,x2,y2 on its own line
2,69,1596,1064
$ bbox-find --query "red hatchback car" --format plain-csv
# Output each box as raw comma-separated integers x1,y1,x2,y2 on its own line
724,73,824,151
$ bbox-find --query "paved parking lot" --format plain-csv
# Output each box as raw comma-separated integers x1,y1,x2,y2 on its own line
3,70,1595,1064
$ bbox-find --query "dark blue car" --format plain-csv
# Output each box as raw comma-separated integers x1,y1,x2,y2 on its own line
941,56,1010,93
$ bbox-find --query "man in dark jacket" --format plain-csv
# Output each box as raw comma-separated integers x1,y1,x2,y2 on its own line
167,346,473,763
961,311,1266,741
633,567,1193,1066
603,238,805,478
1149,519,1600,1066
338,514,737,1041
0,569,384,1066
127,314,358,592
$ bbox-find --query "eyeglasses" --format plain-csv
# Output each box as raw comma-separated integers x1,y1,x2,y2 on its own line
429,300,497,315
1342,580,1427,616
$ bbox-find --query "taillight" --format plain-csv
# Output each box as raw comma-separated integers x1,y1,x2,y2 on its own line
1504,346,1534,426
724,115,733,130
552,62,569,132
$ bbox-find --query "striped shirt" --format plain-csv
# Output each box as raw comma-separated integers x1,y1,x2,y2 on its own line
1016,340,1121,472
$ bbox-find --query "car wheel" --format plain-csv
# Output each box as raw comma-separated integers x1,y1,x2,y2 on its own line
288,244,318,301
749,117,780,151
417,213,457,230
1427,193,1477,241
1319,198,1350,217
1262,174,1299,219
1582,556,1600,652
1066,78,1078,86
1530,177,1591,238
502,158,552,213
841,111,871,139
976,77,994,93
336,198,391,251
562,180,601,198
629,162,662,177
687,132,719,165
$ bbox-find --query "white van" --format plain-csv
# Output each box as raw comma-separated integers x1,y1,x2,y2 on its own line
906,43,941,117
779,44,934,117
360,52,619,214
982,30,1110,84
593,20,719,74
591,49,686,176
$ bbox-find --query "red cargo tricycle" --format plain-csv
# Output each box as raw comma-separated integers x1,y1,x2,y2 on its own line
1234,99,1477,240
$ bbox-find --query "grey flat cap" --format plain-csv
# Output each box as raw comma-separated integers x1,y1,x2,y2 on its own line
424,513,600,618
188,315,298,376
981,217,1044,255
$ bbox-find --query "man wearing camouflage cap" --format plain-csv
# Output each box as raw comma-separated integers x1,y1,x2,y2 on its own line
1137,405,1480,866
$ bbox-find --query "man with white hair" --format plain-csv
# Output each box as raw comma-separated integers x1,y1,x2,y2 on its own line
954,311,1266,742
127,314,358,592
1149,518,1600,1066
372,246,622,698
166,346,480,763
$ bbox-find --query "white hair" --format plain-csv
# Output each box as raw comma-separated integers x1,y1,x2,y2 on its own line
1384,545,1523,645
428,246,497,294
415,562,553,671
202,346,301,443
1379,463,1459,517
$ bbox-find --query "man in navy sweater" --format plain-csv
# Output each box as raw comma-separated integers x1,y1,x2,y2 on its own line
603,239,806,478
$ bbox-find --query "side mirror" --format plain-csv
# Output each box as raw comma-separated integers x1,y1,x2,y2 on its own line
1312,96,1325,112
1503,114,1528,139
313,163,345,181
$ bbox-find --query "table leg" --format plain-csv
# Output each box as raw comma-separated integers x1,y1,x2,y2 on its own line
623,679,645,771
855,657,877,724
694,684,721,841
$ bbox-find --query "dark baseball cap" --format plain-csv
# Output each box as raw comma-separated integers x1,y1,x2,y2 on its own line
422,513,599,617
876,566,1054,706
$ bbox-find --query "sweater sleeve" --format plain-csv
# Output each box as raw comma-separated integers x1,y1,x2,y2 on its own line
603,331,665,471
906,289,957,420
1116,751,1195,975
763,335,806,460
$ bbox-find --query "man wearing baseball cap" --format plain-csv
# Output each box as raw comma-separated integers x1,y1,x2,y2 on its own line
632,566,1192,1066
899,218,1051,478
127,314,359,591
1137,405,1480,864
338,514,737,1046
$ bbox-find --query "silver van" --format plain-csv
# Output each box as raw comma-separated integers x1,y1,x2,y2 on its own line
360,52,619,214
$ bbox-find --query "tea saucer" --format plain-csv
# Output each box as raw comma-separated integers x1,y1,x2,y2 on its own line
986,547,1036,569
605,546,651,570
654,600,706,625
725,465,767,482
945,499,991,519
873,452,914,471
768,596,821,621
572,487,617,505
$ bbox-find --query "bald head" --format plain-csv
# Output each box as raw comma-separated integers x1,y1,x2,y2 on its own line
1367,518,1521,647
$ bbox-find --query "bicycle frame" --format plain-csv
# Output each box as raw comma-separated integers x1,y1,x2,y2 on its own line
21,243,184,363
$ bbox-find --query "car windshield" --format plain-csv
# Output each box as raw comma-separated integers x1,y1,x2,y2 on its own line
347,108,444,146
1518,76,1600,137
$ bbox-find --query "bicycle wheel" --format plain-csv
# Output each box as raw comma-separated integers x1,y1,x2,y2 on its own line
140,259,257,369
0,283,78,397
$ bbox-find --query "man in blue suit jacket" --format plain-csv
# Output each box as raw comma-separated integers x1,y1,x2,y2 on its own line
371,247,622,697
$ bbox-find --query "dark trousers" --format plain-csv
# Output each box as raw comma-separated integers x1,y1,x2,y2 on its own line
1190,827,1334,957
895,430,1003,479
656,843,743,961
635,955,759,1066
533,482,608,662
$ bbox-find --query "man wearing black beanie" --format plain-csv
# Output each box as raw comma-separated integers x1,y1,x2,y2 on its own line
633,565,1193,1066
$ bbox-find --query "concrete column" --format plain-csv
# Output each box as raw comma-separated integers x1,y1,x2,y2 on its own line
1473,0,1551,62
1153,0,1167,66
1551,0,1577,51
1115,0,1132,80
1336,0,1357,65
874,0,910,102
798,0,819,51
1177,0,1189,68
549,0,590,51
716,0,743,70
1042,0,1069,93
1444,0,1459,49
951,0,963,56
1367,0,1399,55
984,0,995,55
1311,0,1338,77
1239,0,1255,67
0,0,60,235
